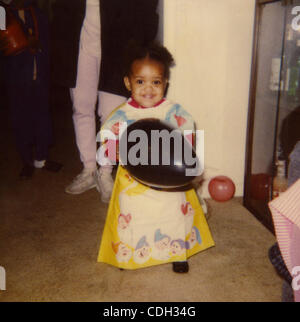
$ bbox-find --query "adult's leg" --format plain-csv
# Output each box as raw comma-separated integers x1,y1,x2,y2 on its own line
31,80,62,172
32,80,53,162
7,82,35,166
66,48,100,194
71,49,101,171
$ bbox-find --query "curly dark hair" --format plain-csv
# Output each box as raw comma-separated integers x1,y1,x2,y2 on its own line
123,40,175,79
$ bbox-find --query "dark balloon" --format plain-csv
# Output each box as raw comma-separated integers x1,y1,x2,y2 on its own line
119,118,201,189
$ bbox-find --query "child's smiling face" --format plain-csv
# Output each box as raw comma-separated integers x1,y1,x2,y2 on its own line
124,58,168,108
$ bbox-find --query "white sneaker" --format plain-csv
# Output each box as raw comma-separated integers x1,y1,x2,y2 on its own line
65,169,96,194
93,168,114,203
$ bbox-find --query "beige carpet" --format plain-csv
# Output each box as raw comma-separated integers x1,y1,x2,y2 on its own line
0,94,282,302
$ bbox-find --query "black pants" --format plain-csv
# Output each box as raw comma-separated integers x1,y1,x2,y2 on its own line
7,80,53,166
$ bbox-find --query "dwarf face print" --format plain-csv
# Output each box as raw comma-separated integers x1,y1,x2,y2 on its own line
181,202,194,217
187,203,194,215
134,245,151,264
155,236,170,251
190,227,196,243
133,236,151,264
188,226,202,249
170,239,186,256
118,213,131,230
113,242,132,263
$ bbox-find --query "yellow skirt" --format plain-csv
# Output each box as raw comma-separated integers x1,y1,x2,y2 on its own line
98,166,215,269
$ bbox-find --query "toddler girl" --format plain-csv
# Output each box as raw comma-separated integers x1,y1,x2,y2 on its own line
97,42,214,272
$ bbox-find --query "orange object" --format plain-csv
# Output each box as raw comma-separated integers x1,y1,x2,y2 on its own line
272,160,288,199
0,8,29,56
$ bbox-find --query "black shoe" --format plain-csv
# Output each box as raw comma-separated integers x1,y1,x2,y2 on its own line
172,261,189,273
43,160,63,172
268,243,292,284
19,164,35,179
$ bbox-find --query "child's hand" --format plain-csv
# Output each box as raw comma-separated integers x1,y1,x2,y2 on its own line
191,175,204,186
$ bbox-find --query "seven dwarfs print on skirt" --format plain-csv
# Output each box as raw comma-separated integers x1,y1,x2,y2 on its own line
98,166,215,270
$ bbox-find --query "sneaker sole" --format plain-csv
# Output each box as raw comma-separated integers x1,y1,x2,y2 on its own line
93,173,112,203
101,195,111,203
65,183,97,194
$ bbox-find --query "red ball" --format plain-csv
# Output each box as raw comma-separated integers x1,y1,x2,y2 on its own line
208,176,235,202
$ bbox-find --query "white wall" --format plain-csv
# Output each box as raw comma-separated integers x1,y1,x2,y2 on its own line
163,0,256,197
157,0,164,42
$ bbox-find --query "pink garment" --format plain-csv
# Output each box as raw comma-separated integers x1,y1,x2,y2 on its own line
70,47,126,169
80,0,101,57
269,178,300,302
